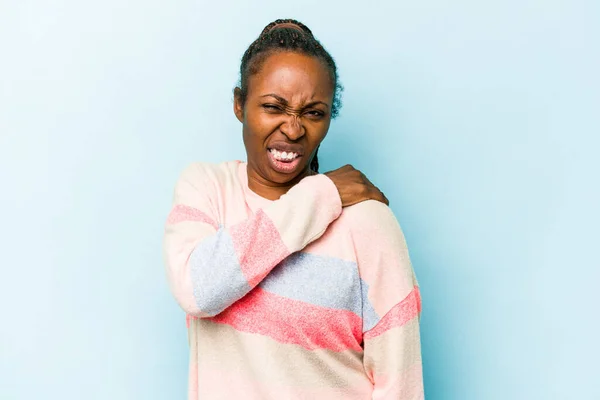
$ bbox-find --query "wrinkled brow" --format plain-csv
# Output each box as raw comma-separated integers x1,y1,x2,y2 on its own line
260,93,330,109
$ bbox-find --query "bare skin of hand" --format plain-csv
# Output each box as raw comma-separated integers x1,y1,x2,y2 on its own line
324,164,389,207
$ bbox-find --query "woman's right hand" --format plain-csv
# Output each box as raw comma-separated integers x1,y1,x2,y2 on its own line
324,165,389,208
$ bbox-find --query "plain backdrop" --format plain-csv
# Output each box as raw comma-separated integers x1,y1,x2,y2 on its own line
1,1,599,399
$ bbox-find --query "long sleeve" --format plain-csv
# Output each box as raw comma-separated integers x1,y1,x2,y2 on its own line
351,200,424,400
163,163,342,318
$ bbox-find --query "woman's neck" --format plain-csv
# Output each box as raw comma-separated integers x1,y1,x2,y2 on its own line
246,163,314,200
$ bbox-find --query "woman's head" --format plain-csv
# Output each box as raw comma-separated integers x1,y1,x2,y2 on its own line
234,19,342,188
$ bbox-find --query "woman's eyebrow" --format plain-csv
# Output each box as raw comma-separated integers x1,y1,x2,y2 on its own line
260,93,288,103
260,93,330,109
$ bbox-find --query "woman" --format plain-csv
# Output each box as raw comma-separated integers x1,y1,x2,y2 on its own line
164,19,424,399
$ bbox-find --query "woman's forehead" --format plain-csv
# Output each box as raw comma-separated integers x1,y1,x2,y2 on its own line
249,52,333,99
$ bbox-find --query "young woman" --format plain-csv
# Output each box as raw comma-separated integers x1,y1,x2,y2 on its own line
164,18,424,400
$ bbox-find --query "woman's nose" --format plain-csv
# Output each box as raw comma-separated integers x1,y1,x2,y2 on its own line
280,115,304,140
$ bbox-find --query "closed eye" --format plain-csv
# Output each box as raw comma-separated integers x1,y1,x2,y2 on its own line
262,104,282,112
305,110,325,118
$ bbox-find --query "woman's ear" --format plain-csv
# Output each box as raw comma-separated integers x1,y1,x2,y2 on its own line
233,87,244,123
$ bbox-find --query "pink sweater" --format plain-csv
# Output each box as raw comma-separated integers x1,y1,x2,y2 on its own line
163,160,424,399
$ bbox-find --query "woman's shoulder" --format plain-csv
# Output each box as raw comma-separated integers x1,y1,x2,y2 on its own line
339,200,408,244
341,200,399,228
339,201,416,290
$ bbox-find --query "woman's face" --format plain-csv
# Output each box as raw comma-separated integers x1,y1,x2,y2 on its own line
234,51,334,186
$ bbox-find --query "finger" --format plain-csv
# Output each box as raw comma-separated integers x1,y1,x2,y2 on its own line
382,192,389,205
366,187,384,204
361,173,376,187
376,189,389,206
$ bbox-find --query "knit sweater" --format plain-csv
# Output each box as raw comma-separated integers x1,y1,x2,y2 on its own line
163,160,424,400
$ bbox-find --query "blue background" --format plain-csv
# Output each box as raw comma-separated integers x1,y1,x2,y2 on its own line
1,1,598,399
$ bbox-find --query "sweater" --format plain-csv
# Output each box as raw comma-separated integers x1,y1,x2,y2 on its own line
163,160,424,400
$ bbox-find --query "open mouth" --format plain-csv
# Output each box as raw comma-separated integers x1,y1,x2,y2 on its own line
269,148,301,162
267,148,304,173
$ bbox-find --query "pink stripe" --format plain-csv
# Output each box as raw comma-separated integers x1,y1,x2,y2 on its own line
229,209,290,287
166,205,218,229
212,288,363,352
364,286,421,340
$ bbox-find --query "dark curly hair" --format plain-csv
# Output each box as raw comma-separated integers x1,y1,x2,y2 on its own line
236,19,343,173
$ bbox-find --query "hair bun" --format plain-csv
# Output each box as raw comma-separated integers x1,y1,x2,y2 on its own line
268,22,305,33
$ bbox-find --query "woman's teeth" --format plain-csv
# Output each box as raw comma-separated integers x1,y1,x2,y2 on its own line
270,149,299,161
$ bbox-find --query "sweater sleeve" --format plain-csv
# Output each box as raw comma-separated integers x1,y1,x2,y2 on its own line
163,163,342,318
351,201,424,400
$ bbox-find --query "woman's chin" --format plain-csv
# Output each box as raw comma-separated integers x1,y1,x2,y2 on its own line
263,162,309,184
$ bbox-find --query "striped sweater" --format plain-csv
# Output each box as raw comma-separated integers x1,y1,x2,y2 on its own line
163,160,424,399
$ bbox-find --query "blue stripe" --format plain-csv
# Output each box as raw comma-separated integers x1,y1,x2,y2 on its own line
259,252,378,321
361,280,380,332
189,228,251,316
